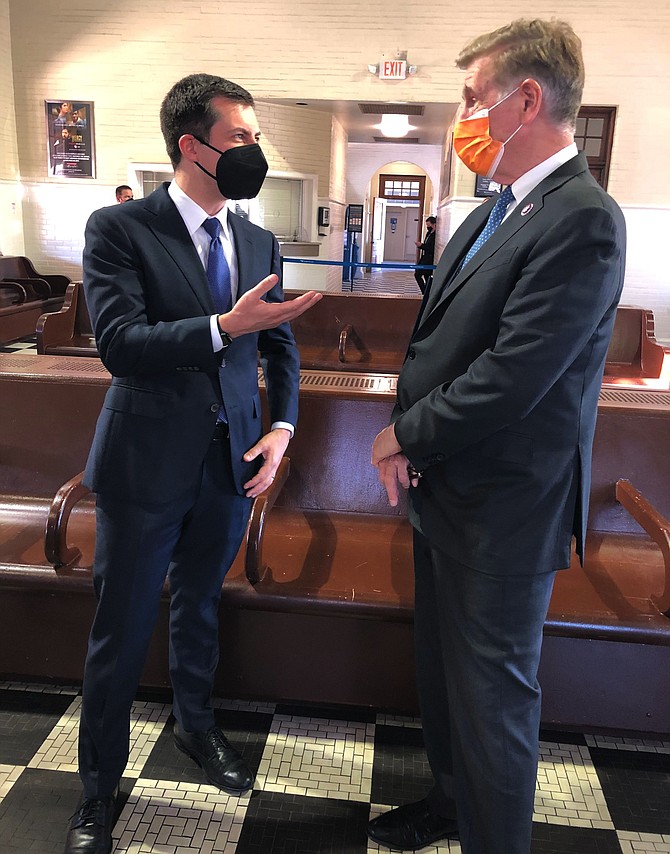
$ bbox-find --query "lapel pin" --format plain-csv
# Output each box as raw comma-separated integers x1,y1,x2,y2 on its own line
521,203,534,216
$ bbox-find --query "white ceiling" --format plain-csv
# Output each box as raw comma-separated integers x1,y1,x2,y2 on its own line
265,99,459,146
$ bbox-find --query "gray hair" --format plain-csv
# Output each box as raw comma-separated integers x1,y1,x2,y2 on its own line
456,19,585,129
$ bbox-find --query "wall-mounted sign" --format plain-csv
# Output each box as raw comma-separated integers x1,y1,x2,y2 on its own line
345,204,363,233
474,176,502,198
379,59,407,80
45,99,96,179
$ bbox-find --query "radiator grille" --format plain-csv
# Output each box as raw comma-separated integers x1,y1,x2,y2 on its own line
598,388,670,409
0,354,109,382
259,368,397,394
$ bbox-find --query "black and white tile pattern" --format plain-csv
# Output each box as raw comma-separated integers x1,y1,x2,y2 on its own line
0,682,668,853
0,335,38,354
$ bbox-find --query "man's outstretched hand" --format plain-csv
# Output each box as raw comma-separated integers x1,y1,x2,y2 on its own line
219,275,321,337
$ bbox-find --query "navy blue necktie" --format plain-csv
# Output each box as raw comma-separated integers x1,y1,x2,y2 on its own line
460,185,515,270
203,217,231,423
203,217,232,313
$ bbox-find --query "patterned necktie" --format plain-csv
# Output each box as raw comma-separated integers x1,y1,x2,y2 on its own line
203,217,232,313
460,185,515,270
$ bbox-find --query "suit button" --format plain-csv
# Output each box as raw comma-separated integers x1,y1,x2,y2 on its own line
408,348,416,359
210,403,220,413
436,453,445,461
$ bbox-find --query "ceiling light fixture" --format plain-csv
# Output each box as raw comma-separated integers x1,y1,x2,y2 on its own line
377,114,414,138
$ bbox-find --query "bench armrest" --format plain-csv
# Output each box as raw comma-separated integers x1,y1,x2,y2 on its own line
616,479,670,616
245,456,290,585
0,281,28,305
44,472,92,568
3,276,52,299
37,281,78,353
45,459,290,577
339,324,353,363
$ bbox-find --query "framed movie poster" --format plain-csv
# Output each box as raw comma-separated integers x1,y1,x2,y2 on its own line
45,100,96,178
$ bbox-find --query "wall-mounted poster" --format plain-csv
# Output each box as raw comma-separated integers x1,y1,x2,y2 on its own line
474,175,502,198
45,100,95,178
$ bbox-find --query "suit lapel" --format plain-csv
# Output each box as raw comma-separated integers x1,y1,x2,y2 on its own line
419,153,590,329
144,185,212,314
228,213,255,297
422,198,493,317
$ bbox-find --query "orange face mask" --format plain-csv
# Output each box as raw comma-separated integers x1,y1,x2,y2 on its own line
453,87,522,179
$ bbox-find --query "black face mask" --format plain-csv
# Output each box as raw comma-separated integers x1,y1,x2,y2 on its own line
194,138,268,200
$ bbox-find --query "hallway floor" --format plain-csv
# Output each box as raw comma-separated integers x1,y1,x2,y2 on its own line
0,681,668,853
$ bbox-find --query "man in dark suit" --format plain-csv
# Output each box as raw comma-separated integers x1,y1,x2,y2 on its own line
369,19,626,854
64,74,321,854
413,215,436,293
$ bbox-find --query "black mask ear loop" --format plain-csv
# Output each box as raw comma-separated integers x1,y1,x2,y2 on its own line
190,135,225,182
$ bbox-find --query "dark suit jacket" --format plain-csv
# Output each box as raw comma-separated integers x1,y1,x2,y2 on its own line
418,228,436,265
393,153,626,575
82,183,299,506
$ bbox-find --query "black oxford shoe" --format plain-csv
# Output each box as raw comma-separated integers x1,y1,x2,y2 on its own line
64,791,117,854
174,723,254,794
367,798,459,851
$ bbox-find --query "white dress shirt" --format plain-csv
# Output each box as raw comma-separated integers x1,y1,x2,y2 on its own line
504,142,579,221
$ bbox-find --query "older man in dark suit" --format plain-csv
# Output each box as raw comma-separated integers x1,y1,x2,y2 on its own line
64,74,320,854
370,19,626,854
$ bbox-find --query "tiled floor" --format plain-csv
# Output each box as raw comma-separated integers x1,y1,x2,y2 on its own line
0,682,668,853
0,334,38,354
341,268,424,297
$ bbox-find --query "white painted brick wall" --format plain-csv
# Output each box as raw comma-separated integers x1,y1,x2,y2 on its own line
0,0,21,253
4,0,670,338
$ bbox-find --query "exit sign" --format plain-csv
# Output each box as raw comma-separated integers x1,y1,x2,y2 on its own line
379,59,407,80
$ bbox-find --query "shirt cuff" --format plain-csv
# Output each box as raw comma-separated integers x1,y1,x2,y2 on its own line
271,421,295,437
210,314,223,352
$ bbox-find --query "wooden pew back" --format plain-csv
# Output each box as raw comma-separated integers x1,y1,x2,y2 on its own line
285,291,420,372
37,281,97,356
604,305,667,380
0,256,71,296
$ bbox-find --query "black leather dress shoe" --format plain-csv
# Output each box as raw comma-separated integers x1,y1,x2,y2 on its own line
174,723,254,794
64,791,116,854
367,798,459,851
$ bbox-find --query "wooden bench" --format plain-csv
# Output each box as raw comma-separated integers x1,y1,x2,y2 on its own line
603,305,669,384
0,255,71,297
1,357,669,731
285,291,421,372
0,279,65,345
36,281,97,356
30,288,670,393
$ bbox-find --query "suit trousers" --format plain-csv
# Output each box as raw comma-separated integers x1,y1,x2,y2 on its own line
413,528,556,854
78,438,252,798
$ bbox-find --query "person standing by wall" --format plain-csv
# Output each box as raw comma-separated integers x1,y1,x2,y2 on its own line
115,184,133,203
414,215,436,293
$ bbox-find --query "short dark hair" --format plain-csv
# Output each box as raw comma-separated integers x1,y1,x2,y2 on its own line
159,73,255,167
115,185,132,195
426,216,436,224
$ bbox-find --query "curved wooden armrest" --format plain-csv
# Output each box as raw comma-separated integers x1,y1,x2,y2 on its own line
5,276,52,299
1,281,28,304
36,281,79,351
616,479,670,616
339,324,353,363
245,456,290,585
45,472,92,568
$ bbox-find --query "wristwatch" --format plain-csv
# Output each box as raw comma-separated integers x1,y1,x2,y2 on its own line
218,328,233,349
